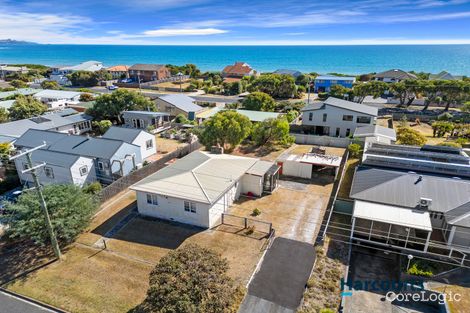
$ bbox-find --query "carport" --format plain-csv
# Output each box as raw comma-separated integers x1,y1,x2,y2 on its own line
277,153,341,179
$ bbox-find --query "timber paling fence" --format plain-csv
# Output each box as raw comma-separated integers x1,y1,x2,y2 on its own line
98,141,201,203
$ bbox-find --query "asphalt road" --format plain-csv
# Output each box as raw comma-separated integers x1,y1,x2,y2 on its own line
0,291,57,313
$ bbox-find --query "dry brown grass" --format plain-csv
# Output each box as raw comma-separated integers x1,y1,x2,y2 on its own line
433,285,470,313
6,245,152,313
298,237,348,313
106,217,265,285
231,144,286,161
156,137,187,154
337,158,359,200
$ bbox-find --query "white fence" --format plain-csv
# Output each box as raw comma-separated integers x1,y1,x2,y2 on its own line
292,133,351,148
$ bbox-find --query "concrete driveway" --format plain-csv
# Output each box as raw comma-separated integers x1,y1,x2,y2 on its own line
229,180,333,243
239,237,316,313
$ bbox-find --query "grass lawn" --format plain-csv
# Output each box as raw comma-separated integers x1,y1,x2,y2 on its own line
153,81,190,90
337,158,359,200
6,245,152,313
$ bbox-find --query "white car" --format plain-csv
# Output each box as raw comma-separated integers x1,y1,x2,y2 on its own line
107,85,119,90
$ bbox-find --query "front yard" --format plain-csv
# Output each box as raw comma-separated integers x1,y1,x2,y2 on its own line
3,191,266,313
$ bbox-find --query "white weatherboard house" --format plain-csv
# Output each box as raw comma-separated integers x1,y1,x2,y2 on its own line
130,151,279,228
34,89,82,109
102,126,156,161
353,125,397,145
15,150,96,187
301,97,378,137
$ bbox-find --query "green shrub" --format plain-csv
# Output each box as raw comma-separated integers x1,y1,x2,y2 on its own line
319,309,335,313
438,142,461,148
82,181,102,194
251,208,261,216
317,92,328,100
347,143,362,158
455,137,469,145
407,261,435,277
437,112,453,121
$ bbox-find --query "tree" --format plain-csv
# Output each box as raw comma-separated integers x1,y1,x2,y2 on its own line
200,111,252,151
431,121,454,137
93,120,112,135
396,127,426,146
41,80,60,90
353,81,387,103
6,184,99,246
68,71,99,87
10,80,28,88
242,92,276,112
252,117,294,146
0,107,9,123
79,93,95,102
87,89,156,123
329,85,353,101
251,74,296,98
136,244,239,313
461,102,470,114
9,95,47,120
286,110,299,123
174,114,190,124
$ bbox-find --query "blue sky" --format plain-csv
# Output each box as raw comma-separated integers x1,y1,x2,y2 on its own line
1,0,470,45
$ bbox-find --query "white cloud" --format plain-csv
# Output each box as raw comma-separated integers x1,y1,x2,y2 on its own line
142,28,227,37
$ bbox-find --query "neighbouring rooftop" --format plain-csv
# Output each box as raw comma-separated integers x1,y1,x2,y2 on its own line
301,97,378,116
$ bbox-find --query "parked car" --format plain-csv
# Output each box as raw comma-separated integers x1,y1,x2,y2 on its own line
120,78,133,83
107,85,119,90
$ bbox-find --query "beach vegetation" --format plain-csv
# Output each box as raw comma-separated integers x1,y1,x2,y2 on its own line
9,79,28,88
250,74,296,98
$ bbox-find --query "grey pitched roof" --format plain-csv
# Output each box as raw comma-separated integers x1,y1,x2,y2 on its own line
123,110,170,117
159,94,203,113
131,151,265,204
301,97,378,116
374,69,418,80
273,69,302,77
129,64,166,71
0,88,40,100
28,149,81,168
350,166,470,218
353,125,396,140
102,126,152,143
0,110,91,138
14,129,135,159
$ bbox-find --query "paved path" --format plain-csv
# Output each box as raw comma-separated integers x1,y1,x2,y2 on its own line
0,290,60,313
239,237,316,313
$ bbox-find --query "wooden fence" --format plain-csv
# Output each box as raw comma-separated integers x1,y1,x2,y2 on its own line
98,141,201,203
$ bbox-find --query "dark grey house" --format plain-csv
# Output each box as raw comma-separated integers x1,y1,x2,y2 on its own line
122,111,171,132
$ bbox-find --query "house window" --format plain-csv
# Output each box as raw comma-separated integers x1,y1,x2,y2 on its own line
146,139,153,150
346,129,351,137
343,115,353,121
98,161,104,171
335,128,340,137
308,112,313,121
146,194,158,205
79,165,88,176
322,113,327,122
357,116,371,124
44,166,54,178
184,201,196,213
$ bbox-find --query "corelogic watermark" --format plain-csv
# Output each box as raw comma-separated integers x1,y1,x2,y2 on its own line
385,290,462,305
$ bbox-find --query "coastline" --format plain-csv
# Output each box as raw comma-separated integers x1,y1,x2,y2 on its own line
1,44,470,75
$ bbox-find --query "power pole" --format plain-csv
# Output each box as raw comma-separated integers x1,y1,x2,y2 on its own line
10,143,62,259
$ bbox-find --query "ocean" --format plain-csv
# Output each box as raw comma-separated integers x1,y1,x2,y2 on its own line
1,44,470,75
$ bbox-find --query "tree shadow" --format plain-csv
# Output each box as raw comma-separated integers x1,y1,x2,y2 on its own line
0,240,57,285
